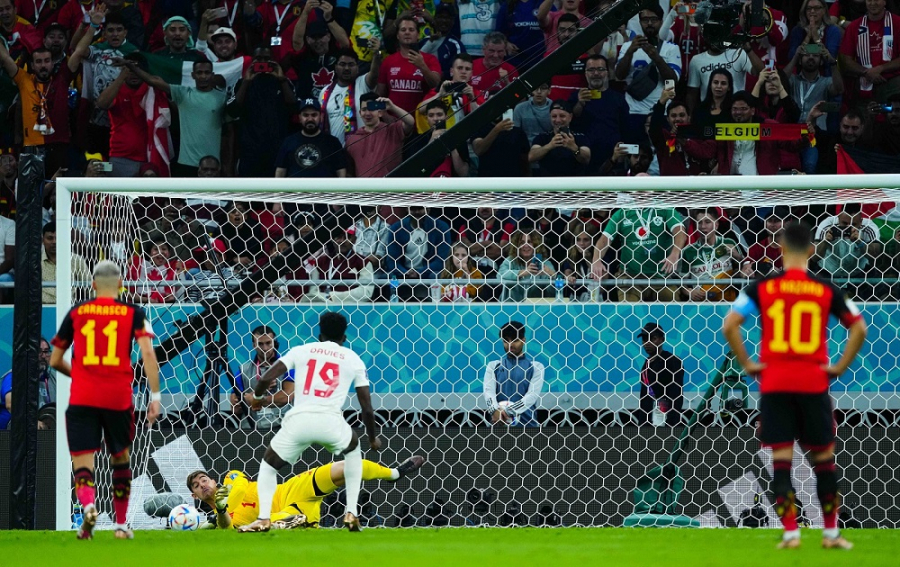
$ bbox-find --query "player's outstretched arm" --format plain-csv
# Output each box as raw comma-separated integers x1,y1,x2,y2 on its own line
214,485,233,529
355,385,381,451
251,361,288,411
49,346,71,377
138,335,162,424
824,318,867,377
722,311,766,376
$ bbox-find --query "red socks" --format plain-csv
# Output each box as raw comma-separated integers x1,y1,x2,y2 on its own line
73,467,96,509
112,462,132,526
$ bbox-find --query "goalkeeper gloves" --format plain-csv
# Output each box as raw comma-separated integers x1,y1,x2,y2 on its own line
215,485,231,514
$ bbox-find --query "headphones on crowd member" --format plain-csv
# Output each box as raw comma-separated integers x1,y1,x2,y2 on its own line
251,325,280,350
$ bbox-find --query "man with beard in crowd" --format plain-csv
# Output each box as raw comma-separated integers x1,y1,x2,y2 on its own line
275,97,347,178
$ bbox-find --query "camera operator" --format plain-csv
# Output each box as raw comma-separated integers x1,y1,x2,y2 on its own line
814,203,882,296
739,1,788,92
417,53,485,132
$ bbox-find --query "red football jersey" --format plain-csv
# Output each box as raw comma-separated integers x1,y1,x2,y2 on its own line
736,269,862,394
52,297,154,410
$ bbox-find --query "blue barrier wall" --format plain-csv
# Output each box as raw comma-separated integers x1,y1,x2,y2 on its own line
1,304,897,397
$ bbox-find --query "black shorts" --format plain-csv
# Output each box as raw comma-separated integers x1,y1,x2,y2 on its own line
66,405,135,457
759,392,835,450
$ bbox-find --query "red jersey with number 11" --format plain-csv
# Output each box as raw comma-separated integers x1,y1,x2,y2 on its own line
52,297,154,410
732,269,862,394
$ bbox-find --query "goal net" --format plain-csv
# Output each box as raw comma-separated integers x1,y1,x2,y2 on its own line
53,174,900,530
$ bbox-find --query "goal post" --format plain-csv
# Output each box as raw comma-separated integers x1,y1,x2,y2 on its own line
52,174,900,530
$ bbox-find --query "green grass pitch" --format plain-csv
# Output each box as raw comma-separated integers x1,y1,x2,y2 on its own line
2,528,897,566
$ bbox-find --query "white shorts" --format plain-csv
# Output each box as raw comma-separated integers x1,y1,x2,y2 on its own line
268,411,354,465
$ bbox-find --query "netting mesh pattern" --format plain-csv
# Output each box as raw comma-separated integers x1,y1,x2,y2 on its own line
58,186,900,529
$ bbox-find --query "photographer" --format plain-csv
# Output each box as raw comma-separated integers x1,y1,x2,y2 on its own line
814,203,882,296
528,100,590,176
417,53,485,132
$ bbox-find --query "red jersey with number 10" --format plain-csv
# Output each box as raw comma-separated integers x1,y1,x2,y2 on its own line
52,297,154,410
734,269,862,394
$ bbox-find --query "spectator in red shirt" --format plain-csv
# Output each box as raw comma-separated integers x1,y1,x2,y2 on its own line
15,0,65,36
0,0,42,63
286,5,350,100
258,0,306,62
648,87,709,176
95,53,173,177
42,21,67,66
471,32,518,95
742,206,791,278
346,92,415,177
742,1,788,91
538,0,590,55
548,14,587,101
376,14,442,113
838,0,900,102
200,0,260,55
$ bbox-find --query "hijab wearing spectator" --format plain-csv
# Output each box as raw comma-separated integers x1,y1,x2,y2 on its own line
163,16,195,49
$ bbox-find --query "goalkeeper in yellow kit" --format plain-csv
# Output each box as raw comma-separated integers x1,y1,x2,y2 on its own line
186,456,425,529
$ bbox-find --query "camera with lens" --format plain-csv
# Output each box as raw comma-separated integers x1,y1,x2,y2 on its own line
724,398,744,412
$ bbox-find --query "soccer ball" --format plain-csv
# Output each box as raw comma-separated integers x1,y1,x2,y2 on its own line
168,504,203,531
497,401,518,426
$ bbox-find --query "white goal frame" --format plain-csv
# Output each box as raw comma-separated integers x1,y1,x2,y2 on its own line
53,173,900,530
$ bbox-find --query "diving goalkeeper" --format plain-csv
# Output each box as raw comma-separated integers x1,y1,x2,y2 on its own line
187,456,425,529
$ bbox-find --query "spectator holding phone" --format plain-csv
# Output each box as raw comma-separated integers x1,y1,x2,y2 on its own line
571,54,628,171
403,100,470,177
807,106,869,174
785,43,843,172
528,100,590,176
346,94,416,177
377,14,442,113
871,93,900,155
648,87,709,176
499,230,556,301
788,0,843,75
417,53,485,132
229,46,297,177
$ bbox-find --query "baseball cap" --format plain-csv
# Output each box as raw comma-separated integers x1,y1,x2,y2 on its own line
44,22,67,37
306,21,330,38
210,27,236,41
636,322,664,341
299,97,322,112
549,99,573,113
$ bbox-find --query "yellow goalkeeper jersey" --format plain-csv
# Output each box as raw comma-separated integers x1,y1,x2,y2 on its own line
221,467,336,527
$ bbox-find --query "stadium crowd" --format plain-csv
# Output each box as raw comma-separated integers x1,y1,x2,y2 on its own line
0,0,898,306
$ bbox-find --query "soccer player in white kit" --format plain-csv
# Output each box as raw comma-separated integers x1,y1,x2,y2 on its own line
237,311,381,532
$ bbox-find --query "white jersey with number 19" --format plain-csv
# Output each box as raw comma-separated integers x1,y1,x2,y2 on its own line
276,342,370,417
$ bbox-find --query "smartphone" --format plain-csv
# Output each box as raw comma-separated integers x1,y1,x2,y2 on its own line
434,120,446,130
765,59,776,71
368,100,387,110
677,3,691,13
531,254,542,265
804,43,822,54
590,89,602,100
558,126,571,135
210,6,229,19
502,108,514,121
820,102,840,113
97,162,113,172
877,104,894,113
664,79,675,90
251,61,274,74
620,143,640,155
356,36,368,46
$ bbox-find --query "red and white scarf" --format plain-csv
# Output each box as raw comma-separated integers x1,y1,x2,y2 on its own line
857,12,894,91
